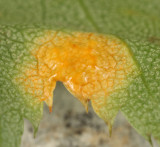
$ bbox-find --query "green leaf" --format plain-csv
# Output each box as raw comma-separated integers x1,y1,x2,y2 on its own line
0,26,43,147
0,0,160,146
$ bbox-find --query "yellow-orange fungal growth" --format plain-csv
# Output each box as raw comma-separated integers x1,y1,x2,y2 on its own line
15,31,138,112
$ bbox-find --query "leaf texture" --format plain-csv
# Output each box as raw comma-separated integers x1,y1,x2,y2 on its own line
0,0,159,146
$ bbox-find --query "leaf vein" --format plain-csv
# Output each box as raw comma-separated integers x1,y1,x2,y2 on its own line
77,0,100,32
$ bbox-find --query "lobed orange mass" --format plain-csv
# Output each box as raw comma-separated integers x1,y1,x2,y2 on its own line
15,31,137,113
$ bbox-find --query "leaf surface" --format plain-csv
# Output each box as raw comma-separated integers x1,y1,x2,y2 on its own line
0,0,159,146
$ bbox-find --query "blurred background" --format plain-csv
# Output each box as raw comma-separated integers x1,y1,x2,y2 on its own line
21,82,156,147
